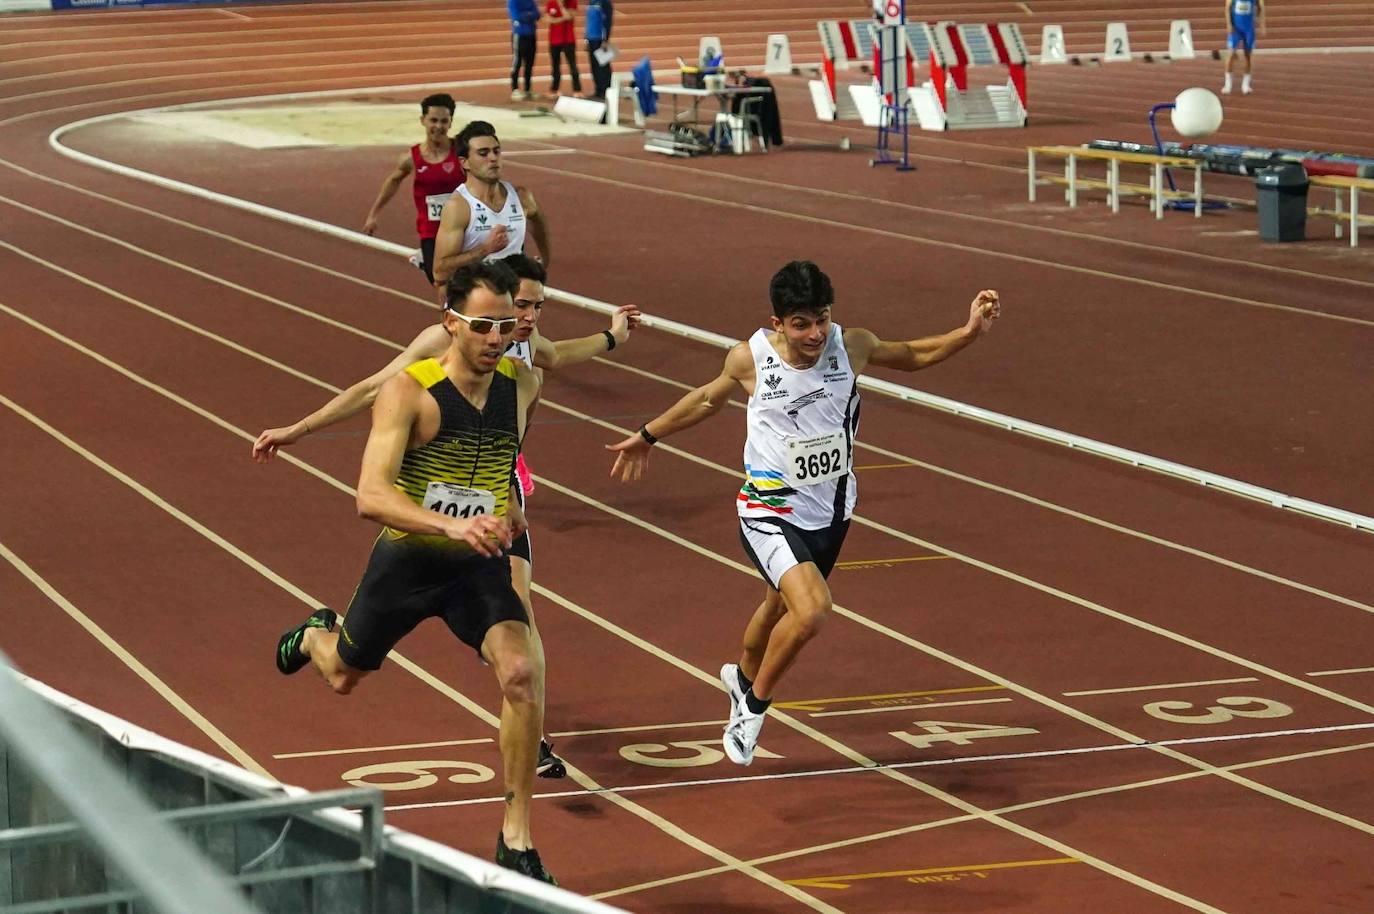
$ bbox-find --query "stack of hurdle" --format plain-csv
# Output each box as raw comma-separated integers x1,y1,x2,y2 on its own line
810,18,877,121
908,21,1028,131
811,18,1028,131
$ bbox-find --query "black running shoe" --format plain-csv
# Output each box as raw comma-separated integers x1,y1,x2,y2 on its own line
495,833,557,885
275,608,337,675
536,738,567,779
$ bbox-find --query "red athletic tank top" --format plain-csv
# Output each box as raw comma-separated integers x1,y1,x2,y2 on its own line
411,144,465,239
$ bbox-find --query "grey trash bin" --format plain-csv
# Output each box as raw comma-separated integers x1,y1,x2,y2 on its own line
1255,163,1308,242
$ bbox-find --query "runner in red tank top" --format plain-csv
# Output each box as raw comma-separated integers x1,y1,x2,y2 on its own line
362,93,466,288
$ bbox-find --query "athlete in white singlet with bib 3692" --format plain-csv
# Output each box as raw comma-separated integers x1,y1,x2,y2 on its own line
608,260,1000,767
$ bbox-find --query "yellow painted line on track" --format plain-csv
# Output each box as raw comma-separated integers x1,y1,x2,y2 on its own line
788,856,1080,890
776,685,1007,713
834,555,952,568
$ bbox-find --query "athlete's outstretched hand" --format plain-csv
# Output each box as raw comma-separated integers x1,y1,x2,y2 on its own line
253,424,305,463
606,433,652,482
446,514,512,557
609,304,642,346
968,289,1001,336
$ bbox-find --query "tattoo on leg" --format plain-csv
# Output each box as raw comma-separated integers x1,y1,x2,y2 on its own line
505,791,515,806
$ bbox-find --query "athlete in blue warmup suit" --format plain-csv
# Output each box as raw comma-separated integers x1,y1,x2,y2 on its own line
1223,0,1265,95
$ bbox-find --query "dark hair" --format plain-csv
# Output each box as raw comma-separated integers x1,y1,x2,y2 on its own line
420,93,455,116
444,261,519,312
498,253,546,285
455,120,498,158
768,260,834,318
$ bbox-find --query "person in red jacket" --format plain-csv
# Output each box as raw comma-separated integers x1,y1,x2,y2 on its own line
545,0,582,96
362,93,465,288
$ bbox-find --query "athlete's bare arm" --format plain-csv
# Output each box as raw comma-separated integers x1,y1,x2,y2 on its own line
845,290,1000,375
363,150,413,235
520,186,551,270
356,373,510,554
529,304,641,370
605,342,754,482
251,323,451,462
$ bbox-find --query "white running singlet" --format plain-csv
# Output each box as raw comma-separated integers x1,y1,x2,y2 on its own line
456,181,527,262
504,338,534,369
737,325,859,529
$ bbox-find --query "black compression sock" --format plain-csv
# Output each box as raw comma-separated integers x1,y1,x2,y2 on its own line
744,689,771,715
736,667,753,693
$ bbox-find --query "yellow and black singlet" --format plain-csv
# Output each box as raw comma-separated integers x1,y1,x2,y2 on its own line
385,357,520,549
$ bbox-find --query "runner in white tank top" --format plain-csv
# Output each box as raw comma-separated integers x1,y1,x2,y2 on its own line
738,323,859,530
431,122,551,300
456,180,527,261
608,261,1002,768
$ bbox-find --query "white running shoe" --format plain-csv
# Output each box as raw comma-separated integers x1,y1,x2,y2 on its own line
1222,75,1233,95
720,662,745,710
1241,76,1253,95
724,704,766,766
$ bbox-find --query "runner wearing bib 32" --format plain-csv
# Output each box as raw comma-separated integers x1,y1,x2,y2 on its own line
362,93,465,285
608,260,1001,768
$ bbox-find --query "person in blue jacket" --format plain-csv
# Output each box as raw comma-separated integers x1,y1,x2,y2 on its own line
509,0,542,101
584,0,614,99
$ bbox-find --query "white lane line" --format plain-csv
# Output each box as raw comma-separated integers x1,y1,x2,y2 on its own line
0,539,269,778
214,8,250,20
810,698,1014,718
387,721,1374,811
596,737,1374,901
1065,678,1260,697
1309,667,1374,678
274,737,494,760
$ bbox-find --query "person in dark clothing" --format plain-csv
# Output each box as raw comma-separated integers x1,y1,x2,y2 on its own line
584,0,614,99
508,0,541,101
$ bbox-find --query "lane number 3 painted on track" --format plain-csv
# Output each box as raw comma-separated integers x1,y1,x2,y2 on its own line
1143,696,1293,725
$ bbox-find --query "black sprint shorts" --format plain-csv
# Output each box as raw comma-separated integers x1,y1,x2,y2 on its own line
336,535,529,671
419,236,437,285
738,517,851,590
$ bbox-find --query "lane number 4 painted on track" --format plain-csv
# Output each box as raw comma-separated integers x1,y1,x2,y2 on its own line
889,720,1040,750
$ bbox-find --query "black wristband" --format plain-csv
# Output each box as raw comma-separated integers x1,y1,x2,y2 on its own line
602,330,617,351
638,423,658,446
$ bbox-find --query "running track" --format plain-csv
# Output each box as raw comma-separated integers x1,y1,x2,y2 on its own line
1,2,1373,911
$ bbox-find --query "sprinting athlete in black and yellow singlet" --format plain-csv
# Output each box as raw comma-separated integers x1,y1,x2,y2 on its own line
272,262,556,885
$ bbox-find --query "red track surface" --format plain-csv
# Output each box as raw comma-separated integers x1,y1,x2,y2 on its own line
2,2,1373,912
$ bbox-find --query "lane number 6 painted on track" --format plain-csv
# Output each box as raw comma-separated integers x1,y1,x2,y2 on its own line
621,739,783,767
1143,696,1293,725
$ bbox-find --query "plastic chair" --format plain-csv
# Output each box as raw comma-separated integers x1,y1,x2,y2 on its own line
736,94,767,153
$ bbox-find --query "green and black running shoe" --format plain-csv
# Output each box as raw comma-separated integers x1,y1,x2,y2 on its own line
536,738,567,779
275,608,337,675
496,833,557,885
